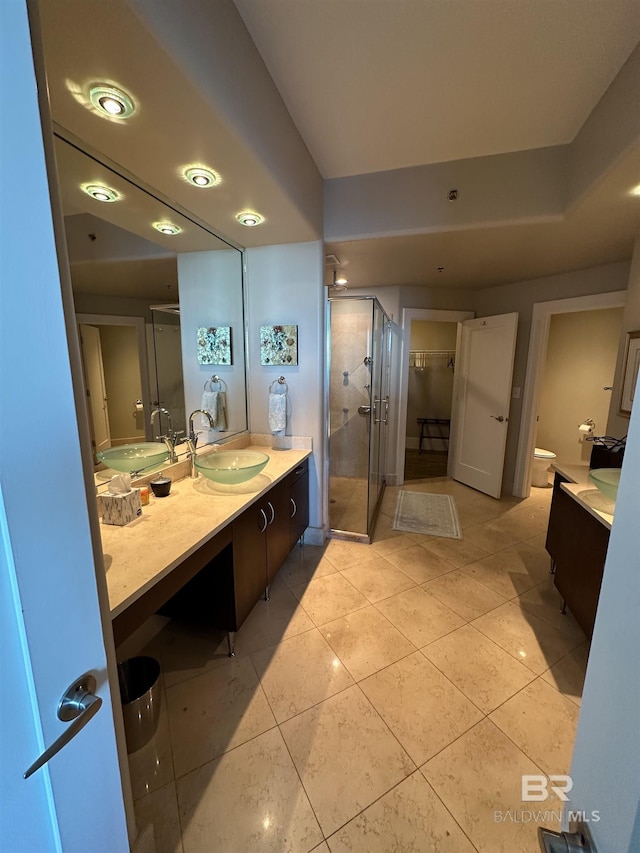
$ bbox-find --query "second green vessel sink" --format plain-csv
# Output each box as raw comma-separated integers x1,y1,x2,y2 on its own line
195,451,269,484
588,467,621,503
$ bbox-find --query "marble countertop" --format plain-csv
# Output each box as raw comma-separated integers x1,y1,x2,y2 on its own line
100,446,311,619
551,462,614,530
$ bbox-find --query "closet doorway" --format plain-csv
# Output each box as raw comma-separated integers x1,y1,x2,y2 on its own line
396,308,474,486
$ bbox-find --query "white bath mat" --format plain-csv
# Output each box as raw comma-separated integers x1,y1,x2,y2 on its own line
392,491,462,539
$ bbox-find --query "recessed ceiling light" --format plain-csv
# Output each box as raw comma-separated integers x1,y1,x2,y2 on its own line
236,211,264,227
89,84,135,119
631,184,640,196
82,184,120,202
153,222,181,236
184,166,220,188
335,276,348,285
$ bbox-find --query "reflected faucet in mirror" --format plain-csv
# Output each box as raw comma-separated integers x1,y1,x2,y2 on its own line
187,410,216,478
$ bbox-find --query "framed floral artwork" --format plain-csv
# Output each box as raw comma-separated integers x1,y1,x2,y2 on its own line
260,324,298,365
197,326,232,365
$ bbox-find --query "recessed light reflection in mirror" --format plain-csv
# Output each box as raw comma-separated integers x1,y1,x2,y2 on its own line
54,135,249,466
153,221,182,236
82,184,120,203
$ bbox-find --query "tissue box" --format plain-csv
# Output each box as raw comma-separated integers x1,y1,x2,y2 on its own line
98,489,142,526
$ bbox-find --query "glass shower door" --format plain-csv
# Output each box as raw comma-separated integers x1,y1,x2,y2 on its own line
328,297,391,541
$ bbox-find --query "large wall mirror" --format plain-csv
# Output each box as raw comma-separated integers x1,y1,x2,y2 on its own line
54,136,248,463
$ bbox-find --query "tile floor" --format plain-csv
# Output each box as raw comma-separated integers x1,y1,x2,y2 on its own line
128,477,589,853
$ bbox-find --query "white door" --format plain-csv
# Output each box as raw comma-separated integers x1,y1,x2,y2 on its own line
79,324,112,455
1,4,129,851
449,313,518,498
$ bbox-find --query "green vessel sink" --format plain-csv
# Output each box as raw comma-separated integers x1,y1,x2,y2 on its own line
588,468,621,503
195,451,269,484
97,442,170,473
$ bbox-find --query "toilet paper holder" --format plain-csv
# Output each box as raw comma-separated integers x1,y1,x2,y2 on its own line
578,418,595,434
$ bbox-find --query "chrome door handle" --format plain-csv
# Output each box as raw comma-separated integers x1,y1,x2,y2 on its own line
357,405,371,415
491,415,505,422
290,497,297,518
24,674,102,779
259,508,268,533
267,501,275,524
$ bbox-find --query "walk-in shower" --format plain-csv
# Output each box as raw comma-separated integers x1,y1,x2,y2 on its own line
327,296,392,541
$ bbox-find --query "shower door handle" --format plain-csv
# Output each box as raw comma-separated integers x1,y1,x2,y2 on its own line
357,405,371,415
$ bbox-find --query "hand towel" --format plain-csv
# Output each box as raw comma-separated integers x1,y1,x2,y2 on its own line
201,390,227,431
269,392,287,434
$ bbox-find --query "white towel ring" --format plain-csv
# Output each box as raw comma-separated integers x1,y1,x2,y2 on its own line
269,376,288,394
204,375,227,391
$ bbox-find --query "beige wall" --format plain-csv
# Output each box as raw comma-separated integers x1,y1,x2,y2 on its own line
537,308,623,465
99,325,144,444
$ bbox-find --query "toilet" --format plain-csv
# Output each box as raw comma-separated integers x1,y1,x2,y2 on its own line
532,447,557,487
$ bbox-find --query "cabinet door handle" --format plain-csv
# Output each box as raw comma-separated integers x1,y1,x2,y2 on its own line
290,497,297,518
294,466,304,475
267,501,275,524
259,508,268,533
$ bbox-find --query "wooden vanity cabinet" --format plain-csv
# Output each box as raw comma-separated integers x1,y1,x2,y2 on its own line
159,457,311,637
545,471,610,639
289,460,310,551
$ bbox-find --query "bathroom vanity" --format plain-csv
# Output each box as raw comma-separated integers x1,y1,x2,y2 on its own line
545,463,613,638
100,445,310,653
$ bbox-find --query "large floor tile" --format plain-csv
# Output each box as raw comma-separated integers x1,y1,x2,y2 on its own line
177,727,322,853
370,531,417,556
384,544,455,583
516,581,586,641
328,771,476,853
375,586,464,648
224,579,315,656
424,719,557,853
464,522,518,554
277,545,337,591
424,568,507,621
457,499,505,529
166,657,276,778
323,538,372,569
483,504,550,542
472,602,581,675
540,642,590,706
251,628,353,722
422,624,536,714
463,543,552,599
289,572,369,625
134,781,183,853
318,606,416,681
360,652,483,765
340,555,416,602
144,619,230,689
280,686,415,837
421,534,490,568
490,678,580,776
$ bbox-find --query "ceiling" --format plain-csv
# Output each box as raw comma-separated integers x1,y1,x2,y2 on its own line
234,0,640,178
38,0,640,294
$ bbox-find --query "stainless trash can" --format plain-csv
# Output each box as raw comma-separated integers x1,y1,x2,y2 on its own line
117,656,161,753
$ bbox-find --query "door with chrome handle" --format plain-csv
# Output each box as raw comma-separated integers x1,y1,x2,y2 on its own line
491,415,507,422
24,674,102,779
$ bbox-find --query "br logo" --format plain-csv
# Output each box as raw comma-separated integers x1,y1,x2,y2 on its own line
522,775,573,802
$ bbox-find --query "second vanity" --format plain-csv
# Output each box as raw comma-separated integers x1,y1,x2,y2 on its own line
100,441,310,654
545,462,614,639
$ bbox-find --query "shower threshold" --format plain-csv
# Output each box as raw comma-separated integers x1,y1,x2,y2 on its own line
328,480,386,545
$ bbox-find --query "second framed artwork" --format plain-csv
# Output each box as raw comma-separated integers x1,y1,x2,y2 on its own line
619,330,640,417
260,324,298,365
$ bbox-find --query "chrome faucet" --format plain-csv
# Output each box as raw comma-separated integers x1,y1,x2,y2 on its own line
150,406,172,435
187,410,216,478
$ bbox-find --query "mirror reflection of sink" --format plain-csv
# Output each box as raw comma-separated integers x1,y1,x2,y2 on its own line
588,468,621,503
97,442,170,473
195,451,269,484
